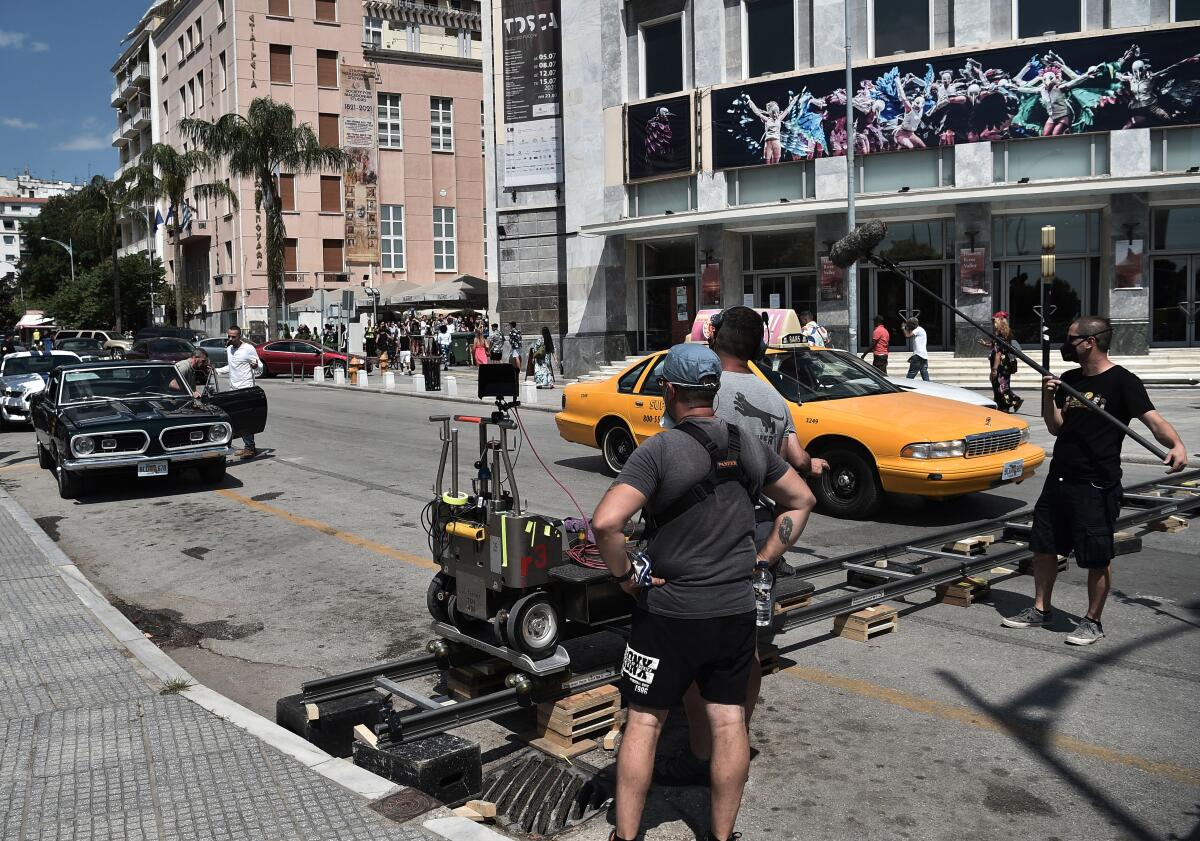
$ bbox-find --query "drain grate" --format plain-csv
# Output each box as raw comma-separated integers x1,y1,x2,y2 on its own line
482,752,611,837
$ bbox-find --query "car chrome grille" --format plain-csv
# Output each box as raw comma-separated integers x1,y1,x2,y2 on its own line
161,426,209,450
96,432,150,454
964,428,1022,458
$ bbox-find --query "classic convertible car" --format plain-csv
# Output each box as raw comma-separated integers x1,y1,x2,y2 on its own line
30,360,267,499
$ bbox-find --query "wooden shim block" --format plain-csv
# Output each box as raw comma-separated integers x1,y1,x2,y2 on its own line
353,724,378,748
466,800,497,819
539,711,626,747
305,703,320,722
833,605,899,643
935,576,990,607
526,734,600,760
942,536,987,555
602,730,620,751
549,683,620,713
774,593,813,614
1149,515,1188,533
537,699,621,732
452,806,484,822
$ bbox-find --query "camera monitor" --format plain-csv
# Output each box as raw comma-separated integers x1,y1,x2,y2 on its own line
478,363,519,399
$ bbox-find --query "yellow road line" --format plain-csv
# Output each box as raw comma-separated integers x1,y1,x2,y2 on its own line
215,488,438,570
0,463,37,472
782,665,1200,788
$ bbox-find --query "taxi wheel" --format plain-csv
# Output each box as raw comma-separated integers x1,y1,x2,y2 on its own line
813,446,880,519
600,423,635,475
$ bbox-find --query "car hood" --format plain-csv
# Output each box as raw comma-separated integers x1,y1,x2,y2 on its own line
887,377,997,408
0,373,48,392
797,392,1023,444
60,397,225,429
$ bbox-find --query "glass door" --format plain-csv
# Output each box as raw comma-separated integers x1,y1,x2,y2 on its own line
858,267,949,351
999,260,1086,346
1151,257,1199,346
641,275,696,351
758,275,787,310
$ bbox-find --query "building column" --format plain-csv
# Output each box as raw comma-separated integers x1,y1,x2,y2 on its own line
953,202,993,358
815,212,851,350
1106,192,1151,356
694,223,742,309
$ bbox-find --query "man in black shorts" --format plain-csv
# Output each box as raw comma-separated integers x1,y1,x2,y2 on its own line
1002,316,1187,645
592,343,811,841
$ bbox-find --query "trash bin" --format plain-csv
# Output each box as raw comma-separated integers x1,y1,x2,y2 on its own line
421,356,441,391
449,331,474,365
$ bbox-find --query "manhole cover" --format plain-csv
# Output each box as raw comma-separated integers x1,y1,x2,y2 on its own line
483,752,611,837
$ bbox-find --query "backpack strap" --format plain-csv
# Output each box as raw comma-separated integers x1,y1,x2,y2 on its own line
643,420,756,536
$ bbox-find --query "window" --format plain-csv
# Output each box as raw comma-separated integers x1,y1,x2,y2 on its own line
993,134,1108,182
641,16,684,97
433,207,456,271
276,174,296,211
316,50,339,88
224,178,233,215
197,70,204,105
364,16,383,46
632,176,694,216
186,27,194,54
745,0,794,77
1014,0,1081,38
219,51,227,90
320,176,341,212
268,0,290,16
316,0,337,22
318,112,339,146
269,45,292,84
859,146,954,191
727,162,815,204
224,240,233,271
161,51,167,71
162,101,169,133
322,238,344,273
187,79,195,114
195,17,203,45
870,0,930,57
177,36,185,63
217,0,225,23
179,85,186,115
284,238,298,273
431,97,453,151
381,205,405,270
378,93,402,148
1177,0,1200,20
1151,127,1200,172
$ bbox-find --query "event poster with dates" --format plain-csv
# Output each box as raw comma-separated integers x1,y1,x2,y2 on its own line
501,0,563,187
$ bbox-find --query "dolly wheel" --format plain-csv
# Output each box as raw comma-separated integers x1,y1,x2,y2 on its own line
426,573,452,623
507,594,560,658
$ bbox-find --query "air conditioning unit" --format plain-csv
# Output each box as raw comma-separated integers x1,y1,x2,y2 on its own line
196,220,208,231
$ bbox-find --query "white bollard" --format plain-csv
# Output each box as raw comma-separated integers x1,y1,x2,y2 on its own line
383,371,395,390
333,367,346,386
358,370,370,389
522,381,538,404
445,376,458,398
313,365,325,383
412,374,425,391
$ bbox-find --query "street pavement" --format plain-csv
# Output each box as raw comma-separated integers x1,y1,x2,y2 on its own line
0,378,1197,840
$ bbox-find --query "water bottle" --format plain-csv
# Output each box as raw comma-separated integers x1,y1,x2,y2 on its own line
754,561,774,628
630,550,655,589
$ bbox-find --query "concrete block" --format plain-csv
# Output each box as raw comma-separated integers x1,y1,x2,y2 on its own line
413,374,425,391
446,376,458,397
383,371,396,389
521,381,538,404
357,370,370,389
313,365,326,383
276,691,382,758
353,733,482,806
333,368,346,385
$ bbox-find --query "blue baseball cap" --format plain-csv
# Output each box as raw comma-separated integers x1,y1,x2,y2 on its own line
661,343,722,390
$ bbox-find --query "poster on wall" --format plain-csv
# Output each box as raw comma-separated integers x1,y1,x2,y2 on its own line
710,25,1200,171
819,257,844,302
342,65,379,265
1114,239,1144,288
626,95,693,181
501,0,563,188
959,248,988,294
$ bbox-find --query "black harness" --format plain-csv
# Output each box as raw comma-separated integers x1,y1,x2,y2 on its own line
642,420,757,539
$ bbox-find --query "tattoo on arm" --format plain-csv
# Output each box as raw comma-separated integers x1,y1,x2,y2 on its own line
778,516,794,546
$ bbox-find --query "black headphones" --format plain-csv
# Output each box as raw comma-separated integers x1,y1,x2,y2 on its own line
709,307,768,359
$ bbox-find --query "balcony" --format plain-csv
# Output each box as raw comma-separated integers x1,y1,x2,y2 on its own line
131,106,151,131
119,62,150,98
110,84,123,106
112,125,131,147
122,116,141,140
180,218,212,242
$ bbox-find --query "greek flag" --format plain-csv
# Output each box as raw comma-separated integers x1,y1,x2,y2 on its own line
181,204,192,232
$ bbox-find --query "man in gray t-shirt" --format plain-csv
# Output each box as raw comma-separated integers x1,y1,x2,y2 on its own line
713,371,794,453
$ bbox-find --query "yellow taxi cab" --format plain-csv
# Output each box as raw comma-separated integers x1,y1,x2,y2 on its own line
554,344,1045,518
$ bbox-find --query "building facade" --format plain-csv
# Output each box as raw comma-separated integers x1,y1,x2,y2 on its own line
483,0,1200,375
119,0,485,331
0,174,81,280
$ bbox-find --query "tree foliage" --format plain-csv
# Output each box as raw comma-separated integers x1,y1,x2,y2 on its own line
73,175,142,332
45,254,166,332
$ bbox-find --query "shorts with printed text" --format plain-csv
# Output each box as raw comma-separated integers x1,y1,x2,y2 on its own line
1030,476,1123,569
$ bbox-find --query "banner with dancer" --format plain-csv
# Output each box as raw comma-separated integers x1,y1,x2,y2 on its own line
710,25,1200,170
626,95,693,181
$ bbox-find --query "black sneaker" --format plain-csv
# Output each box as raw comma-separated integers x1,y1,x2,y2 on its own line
709,832,742,841
1001,607,1051,628
653,749,710,786
774,558,796,577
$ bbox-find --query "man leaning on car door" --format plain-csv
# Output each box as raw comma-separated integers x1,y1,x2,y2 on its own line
216,326,261,459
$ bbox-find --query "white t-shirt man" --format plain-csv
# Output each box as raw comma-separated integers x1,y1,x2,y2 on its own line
219,341,261,390
909,325,928,359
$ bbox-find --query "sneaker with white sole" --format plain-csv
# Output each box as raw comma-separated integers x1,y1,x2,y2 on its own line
1065,617,1105,645
1001,607,1051,628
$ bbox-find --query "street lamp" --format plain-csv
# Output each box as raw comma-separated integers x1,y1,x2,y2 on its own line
41,237,76,284
1038,225,1057,411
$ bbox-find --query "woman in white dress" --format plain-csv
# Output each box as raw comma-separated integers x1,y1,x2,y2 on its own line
745,94,799,165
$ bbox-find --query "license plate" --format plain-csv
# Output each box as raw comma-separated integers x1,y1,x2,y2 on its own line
1001,459,1024,481
3,397,21,408
137,461,169,478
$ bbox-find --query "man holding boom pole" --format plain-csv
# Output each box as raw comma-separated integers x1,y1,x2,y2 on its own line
1001,316,1188,645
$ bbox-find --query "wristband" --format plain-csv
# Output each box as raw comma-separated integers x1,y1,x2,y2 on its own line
613,566,634,582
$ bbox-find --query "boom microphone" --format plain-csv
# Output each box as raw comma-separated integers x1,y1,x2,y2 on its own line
828,219,888,269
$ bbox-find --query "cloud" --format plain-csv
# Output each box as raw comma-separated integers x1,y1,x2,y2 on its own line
0,30,47,51
55,133,109,152
1,117,39,130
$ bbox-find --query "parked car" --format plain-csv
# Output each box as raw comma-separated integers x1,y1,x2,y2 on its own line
135,326,208,344
54,329,131,358
125,337,195,364
254,340,365,376
55,338,107,362
814,351,998,409
30,360,268,499
195,337,229,368
554,346,1045,518
0,350,83,426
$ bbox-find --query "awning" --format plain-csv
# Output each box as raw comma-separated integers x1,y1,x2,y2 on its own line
394,275,486,305
15,311,54,329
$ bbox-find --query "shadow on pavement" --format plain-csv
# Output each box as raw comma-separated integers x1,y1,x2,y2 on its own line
860,490,1027,528
69,469,245,505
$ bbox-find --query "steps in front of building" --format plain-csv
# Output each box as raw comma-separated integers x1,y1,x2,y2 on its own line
576,354,651,382
915,349,1200,388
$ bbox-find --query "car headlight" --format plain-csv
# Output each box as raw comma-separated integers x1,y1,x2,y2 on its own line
207,423,228,443
71,436,96,456
1020,426,1030,443
901,439,966,459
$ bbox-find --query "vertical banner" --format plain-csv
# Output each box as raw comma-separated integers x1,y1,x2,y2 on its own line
819,257,845,301
959,248,988,294
1114,239,1144,288
342,65,380,266
501,0,562,188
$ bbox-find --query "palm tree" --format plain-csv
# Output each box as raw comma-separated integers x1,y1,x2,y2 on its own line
125,144,236,327
73,174,141,333
182,98,348,338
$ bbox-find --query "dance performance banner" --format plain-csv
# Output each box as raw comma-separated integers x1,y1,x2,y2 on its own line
501,0,563,188
626,95,694,181
342,65,380,265
709,25,1200,171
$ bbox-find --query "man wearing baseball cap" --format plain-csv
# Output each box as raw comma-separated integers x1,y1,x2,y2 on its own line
592,343,812,841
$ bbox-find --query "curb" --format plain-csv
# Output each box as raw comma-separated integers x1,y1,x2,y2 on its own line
0,489,402,803
305,379,561,414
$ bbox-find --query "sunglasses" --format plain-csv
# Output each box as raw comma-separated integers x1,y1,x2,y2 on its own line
1065,327,1112,345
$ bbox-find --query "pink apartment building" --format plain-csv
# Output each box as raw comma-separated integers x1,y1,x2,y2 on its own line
131,0,485,330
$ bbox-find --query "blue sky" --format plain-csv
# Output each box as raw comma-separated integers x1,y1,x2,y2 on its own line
0,0,151,186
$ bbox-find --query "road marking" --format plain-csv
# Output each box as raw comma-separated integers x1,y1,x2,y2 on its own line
782,665,1200,788
215,489,437,570
0,463,37,472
